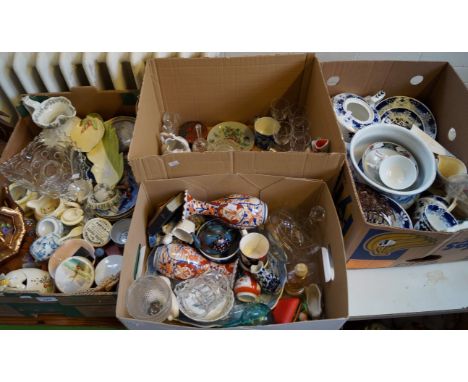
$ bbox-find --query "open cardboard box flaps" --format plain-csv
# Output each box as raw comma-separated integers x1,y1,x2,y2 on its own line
128,54,345,187
0,87,137,318
117,174,349,329
323,60,468,268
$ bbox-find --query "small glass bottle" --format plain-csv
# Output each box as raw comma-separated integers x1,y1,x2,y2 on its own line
285,263,309,296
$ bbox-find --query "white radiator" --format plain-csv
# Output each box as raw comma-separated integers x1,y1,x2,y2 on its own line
0,52,221,125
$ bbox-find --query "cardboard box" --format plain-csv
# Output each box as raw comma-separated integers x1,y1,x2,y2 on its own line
116,174,349,329
0,86,137,318
322,60,468,268
128,54,345,188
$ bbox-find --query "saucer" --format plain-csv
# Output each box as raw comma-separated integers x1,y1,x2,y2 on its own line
362,141,418,185
207,121,254,151
376,96,437,138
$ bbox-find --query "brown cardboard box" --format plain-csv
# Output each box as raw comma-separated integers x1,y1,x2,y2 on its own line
323,60,468,268
116,174,349,329
128,54,345,188
0,86,137,318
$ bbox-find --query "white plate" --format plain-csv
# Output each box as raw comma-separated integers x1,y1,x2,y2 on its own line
95,255,123,286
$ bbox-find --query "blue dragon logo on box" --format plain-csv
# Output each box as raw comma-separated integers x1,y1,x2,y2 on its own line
352,229,438,261
443,239,468,251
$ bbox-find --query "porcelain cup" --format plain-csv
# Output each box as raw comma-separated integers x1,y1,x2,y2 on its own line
234,274,261,302
254,117,281,150
379,155,418,190
413,204,458,232
239,231,269,272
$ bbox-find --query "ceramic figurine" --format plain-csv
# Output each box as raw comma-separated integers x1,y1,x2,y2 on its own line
153,244,236,281
22,95,76,129
160,132,191,154
183,192,268,229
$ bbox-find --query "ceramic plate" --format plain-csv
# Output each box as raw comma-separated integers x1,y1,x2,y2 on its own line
95,166,138,221
376,96,437,138
362,141,418,186
356,183,413,229
207,121,254,151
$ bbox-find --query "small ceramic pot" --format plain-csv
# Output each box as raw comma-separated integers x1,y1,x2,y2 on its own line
414,204,458,232
5,269,54,293
250,261,281,294
254,117,280,150
413,195,449,220
36,216,64,237
60,207,84,226
234,274,261,302
30,233,61,262
22,95,76,129
83,218,112,247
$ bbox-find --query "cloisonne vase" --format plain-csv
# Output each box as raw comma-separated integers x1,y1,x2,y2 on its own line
183,192,268,229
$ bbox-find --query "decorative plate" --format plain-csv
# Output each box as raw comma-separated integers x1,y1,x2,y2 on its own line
376,96,437,139
356,183,413,229
207,122,254,151
362,141,419,185
95,166,138,221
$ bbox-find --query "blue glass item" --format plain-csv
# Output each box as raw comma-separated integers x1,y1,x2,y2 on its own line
193,219,242,263
223,303,273,327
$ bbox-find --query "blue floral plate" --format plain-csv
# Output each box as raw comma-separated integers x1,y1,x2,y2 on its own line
376,96,437,139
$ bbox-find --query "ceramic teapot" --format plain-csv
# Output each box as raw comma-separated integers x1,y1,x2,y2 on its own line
22,96,76,129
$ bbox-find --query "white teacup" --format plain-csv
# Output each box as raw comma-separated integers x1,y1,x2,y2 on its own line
172,219,196,244
379,155,418,190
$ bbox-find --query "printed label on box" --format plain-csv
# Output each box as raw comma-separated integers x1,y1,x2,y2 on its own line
351,229,439,261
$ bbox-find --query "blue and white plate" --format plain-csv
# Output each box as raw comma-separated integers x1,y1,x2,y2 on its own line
376,96,437,139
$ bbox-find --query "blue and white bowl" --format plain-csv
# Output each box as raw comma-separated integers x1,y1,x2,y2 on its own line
414,204,458,232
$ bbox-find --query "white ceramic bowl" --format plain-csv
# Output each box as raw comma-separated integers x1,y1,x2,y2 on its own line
94,255,123,286
379,155,418,190
349,124,436,196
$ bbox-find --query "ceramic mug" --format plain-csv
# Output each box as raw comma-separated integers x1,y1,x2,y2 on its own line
172,219,196,244
239,232,269,272
234,274,261,302
254,117,281,150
